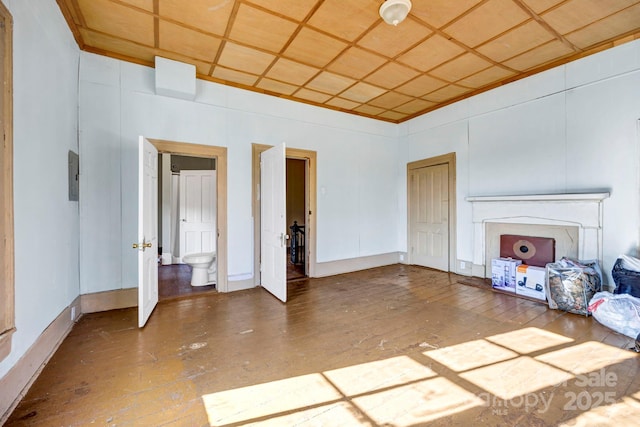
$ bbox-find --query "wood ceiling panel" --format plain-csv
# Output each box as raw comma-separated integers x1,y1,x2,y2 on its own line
212,66,259,86
503,39,574,70
393,99,437,114
565,4,640,49
119,0,154,12
521,0,566,14
369,91,414,109
256,78,297,95
378,110,406,121
340,82,386,103
354,104,386,116
61,0,640,122
410,0,482,28
308,0,380,41
541,0,639,35
217,42,276,74
294,88,333,103
78,0,154,46
457,66,516,88
246,0,319,21
397,34,465,72
79,28,156,62
266,58,320,86
423,85,472,102
443,0,530,48
153,51,212,76
159,21,222,62
358,19,432,58
327,47,387,79
158,0,234,36
429,53,493,82
364,62,420,89
326,97,361,110
58,0,84,26
396,75,448,97
305,71,355,95
229,4,299,53
477,20,556,62
284,27,348,68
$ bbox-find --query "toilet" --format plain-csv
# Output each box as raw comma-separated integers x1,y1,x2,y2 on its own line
182,252,217,287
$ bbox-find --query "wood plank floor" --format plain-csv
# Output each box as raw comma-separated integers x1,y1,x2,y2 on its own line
5,265,640,426
159,264,216,302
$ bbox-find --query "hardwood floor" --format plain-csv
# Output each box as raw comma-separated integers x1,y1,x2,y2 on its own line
5,265,639,426
159,264,216,301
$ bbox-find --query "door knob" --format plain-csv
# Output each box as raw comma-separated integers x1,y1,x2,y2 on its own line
133,240,153,251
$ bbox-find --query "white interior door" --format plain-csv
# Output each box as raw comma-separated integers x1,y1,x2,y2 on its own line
260,143,287,302
409,163,449,271
137,136,159,327
179,170,217,260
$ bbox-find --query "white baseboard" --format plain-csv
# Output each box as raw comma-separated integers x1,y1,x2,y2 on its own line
227,277,255,292
472,263,486,278
80,288,137,313
314,252,400,277
0,296,81,424
161,253,173,265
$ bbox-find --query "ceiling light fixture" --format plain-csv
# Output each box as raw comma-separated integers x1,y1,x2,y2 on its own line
379,0,412,26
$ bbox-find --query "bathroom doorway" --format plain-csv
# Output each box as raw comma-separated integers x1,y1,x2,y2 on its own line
158,154,217,300
147,139,227,301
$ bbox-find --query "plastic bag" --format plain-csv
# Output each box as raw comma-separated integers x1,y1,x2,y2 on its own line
612,257,640,298
546,258,602,316
619,254,640,272
588,291,640,339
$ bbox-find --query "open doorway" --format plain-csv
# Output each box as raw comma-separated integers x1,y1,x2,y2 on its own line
147,139,228,300
158,154,217,300
286,158,306,281
252,144,317,289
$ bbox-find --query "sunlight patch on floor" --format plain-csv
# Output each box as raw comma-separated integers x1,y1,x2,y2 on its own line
242,402,371,427
558,395,640,426
424,339,518,372
352,376,484,426
484,327,574,354
324,355,437,395
535,341,638,374
200,327,636,426
202,373,341,426
459,356,574,400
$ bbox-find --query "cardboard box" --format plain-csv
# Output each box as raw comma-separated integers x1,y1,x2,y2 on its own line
491,257,522,293
515,265,546,301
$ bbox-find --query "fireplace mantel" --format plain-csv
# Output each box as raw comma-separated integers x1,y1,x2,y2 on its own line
466,192,610,278
466,193,610,203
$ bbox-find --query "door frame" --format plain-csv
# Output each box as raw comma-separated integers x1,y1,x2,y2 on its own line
407,153,457,271
149,139,228,292
252,144,317,286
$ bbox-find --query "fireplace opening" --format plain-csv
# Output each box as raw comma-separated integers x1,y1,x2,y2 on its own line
484,223,578,278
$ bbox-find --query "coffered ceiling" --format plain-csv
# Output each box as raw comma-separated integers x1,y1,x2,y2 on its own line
57,0,640,123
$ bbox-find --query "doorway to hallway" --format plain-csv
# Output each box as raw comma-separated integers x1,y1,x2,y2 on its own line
252,144,317,291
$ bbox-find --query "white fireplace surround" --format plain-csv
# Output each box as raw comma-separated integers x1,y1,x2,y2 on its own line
466,193,610,278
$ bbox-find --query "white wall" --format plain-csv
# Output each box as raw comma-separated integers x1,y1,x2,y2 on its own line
401,39,640,283
78,53,400,293
0,0,79,377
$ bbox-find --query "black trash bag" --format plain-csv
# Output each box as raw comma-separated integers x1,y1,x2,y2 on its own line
612,258,640,298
